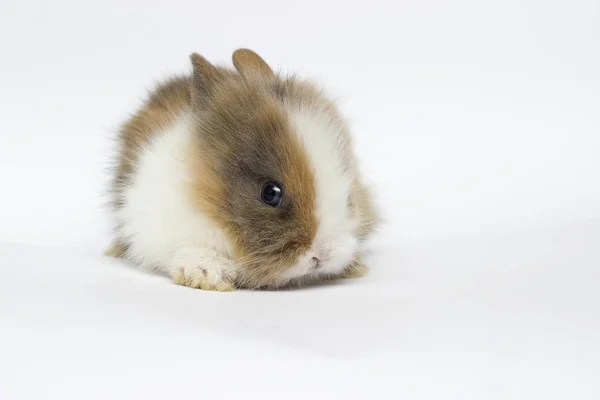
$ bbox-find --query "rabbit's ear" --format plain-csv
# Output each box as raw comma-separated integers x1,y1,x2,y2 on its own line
232,48,274,78
190,53,224,109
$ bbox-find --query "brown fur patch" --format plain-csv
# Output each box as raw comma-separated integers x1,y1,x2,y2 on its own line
185,65,318,288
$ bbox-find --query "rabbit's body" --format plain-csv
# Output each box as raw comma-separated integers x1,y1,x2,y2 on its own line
107,49,378,290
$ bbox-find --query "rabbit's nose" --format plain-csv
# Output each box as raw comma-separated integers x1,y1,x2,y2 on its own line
311,257,321,268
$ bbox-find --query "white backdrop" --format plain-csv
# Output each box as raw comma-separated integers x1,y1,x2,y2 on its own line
1,1,600,399
1,0,598,248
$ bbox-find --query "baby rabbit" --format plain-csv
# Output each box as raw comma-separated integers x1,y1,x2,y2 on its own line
106,49,378,291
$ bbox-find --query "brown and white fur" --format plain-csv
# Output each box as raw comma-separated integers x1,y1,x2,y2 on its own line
106,49,378,291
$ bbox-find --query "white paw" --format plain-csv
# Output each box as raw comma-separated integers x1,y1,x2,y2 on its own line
169,247,237,292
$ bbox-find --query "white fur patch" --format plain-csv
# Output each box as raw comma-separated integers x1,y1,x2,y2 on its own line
282,106,360,280
115,113,233,274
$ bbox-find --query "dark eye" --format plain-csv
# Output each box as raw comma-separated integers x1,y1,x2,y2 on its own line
261,181,283,207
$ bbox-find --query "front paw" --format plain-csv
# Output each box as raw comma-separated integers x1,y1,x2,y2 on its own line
170,248,237,292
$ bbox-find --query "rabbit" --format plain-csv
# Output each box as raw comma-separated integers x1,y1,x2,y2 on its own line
105,48,379,291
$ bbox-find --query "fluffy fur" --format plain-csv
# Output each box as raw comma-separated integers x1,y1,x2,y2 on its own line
107,49,379,290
